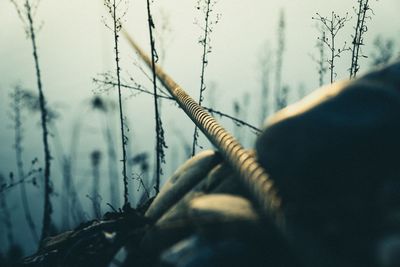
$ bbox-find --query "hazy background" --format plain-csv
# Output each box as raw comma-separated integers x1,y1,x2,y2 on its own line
0,0,399,256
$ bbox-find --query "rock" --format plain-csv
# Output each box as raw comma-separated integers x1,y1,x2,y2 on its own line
256,62,400,267
189,195,253,219
157,193,299,267
140,157,252,255
145,150,222,221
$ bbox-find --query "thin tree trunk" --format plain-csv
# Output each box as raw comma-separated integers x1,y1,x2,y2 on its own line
25,0,52,241
111,0,129,207
146,0,164,193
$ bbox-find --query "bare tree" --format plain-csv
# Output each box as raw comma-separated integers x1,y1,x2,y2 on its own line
145,0,167,193
10,0,53,241
103,0,130,207
349,0,374,78
192,0,220,156
313,12,351,83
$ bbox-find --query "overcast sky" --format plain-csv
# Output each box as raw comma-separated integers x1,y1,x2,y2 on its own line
0,0,399,255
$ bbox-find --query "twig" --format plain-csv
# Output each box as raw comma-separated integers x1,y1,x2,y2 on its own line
0,162,41,194
203,107,261,134
93,75,172,100
94,77,261,134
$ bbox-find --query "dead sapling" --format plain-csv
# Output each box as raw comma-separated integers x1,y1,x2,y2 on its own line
313,11,351,83
145,0,168,193
192,0,221,156
103,0,131,208
349,0,375,78
10,0,53,241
